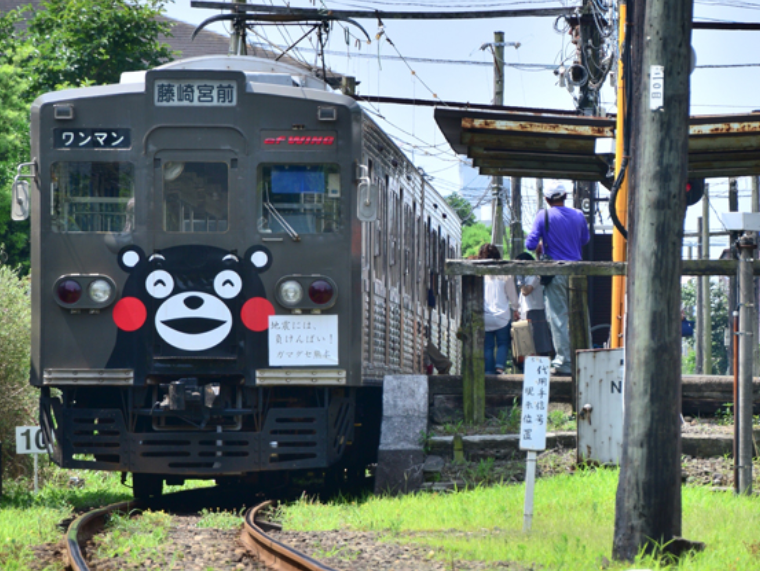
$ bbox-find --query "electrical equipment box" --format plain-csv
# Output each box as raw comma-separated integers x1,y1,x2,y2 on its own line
577,348,624,465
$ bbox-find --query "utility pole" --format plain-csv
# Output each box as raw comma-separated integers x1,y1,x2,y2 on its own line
702,184,712,374
695,217,704,374
737,234,756,494
727,177,739,374
491,31,506,255
510,177,523,258
612,0,694,561
752,176,760,376
488,32,520,256
228,0,248,55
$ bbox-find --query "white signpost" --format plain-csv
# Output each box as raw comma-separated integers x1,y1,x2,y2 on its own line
519,357,551,532
16,426,46,494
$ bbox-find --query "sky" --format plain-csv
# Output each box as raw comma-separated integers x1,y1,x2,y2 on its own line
161,0,760,256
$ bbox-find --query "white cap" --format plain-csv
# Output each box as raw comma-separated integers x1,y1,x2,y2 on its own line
543,180,568,200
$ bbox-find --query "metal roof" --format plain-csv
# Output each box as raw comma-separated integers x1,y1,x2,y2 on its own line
435,106,760,183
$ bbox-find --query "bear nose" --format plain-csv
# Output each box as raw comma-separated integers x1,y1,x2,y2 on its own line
184,295,204,310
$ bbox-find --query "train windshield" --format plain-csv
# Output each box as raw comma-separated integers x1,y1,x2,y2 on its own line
258,164,341,234
163,161,229,233
51,162,134,233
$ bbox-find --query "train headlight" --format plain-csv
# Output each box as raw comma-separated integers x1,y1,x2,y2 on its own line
56,279,82,304
88,279,113,303
279,280,303,305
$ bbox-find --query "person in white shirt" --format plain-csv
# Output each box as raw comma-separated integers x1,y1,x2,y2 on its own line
478,244,519,375
515,252,553,356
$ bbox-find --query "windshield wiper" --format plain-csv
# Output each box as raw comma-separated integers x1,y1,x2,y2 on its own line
264,200,300,242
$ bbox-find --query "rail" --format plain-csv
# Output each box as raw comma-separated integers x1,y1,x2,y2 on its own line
66,500,142,571
241,500,339,571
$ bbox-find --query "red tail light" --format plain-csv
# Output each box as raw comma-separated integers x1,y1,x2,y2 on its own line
57,279,82,304
308,279,333,305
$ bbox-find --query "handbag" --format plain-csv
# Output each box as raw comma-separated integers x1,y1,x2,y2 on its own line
539,208,554,286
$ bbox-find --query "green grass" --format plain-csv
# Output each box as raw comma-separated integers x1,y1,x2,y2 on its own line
0,468,214,571
92,510,173,564
279,468,760,570
196,507,245,529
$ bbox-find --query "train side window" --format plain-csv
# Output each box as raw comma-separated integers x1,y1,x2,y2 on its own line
258,164,341,234
163,162,228,233
51,162,134,233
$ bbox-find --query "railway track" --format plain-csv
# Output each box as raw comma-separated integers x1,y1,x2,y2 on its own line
65,495,339,571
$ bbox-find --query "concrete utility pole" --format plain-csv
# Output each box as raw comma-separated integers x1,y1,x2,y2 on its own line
510,177,524,259
228,0,248,55
727,178,739,374
696,218,704,373
752,176,760,376
702,184,712,373
737,234,756,494
491,31,506,255
612,0,694,561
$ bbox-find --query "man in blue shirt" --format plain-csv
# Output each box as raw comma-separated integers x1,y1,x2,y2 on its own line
525,181,590,375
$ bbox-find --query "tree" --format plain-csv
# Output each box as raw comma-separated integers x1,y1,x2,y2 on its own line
681,278,729,374
24,0,174,95
462,223,491,258
0,1,175,272
445,193,477,227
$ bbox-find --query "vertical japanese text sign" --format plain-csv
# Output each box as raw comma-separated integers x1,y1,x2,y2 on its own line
519,356,551,451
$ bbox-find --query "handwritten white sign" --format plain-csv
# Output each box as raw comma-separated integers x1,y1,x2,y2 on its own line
519,356,552,451
268,315,339,366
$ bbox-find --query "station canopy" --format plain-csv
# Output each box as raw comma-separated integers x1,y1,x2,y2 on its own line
435,106,760,185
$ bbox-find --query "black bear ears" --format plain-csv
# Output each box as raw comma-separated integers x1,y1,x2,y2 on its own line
118,245,272,273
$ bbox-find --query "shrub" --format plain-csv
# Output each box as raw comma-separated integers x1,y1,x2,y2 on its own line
0,266,33,479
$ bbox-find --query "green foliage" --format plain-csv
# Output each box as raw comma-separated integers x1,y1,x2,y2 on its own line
445,193,476,227
681,279,729,374
24,0,174,94
0,1,174,272
0,267,33,479
93,510,172,563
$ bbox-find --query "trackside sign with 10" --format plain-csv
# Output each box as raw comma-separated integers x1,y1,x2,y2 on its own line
16,426,46,454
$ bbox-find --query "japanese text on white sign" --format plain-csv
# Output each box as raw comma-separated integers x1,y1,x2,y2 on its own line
519,356,551,451
268,315,339,366
154,80,237,106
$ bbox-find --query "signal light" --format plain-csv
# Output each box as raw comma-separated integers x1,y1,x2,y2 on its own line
686,178,704,207
56,279,82,304
308,279,334,305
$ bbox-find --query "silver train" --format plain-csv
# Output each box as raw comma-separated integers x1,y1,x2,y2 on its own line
12,55,461,497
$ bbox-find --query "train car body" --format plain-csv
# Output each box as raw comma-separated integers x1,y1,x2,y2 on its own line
18,55,460,494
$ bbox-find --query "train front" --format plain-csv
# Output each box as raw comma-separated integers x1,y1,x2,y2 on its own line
26,59,371,494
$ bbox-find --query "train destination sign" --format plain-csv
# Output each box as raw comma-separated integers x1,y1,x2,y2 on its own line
54,129,130,149
268,315,339,366
154,79,237,106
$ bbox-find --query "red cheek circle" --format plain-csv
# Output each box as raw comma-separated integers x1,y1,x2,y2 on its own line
241,297,275,332
112,297,147,332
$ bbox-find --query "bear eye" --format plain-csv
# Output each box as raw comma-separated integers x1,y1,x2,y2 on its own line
146,270,174,299
214,270,242,299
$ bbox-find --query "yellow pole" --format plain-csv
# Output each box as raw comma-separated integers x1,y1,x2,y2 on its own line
610,0,628,348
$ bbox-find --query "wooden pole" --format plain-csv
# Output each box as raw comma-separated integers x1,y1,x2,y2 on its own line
702,184,713,374
612,0,692,559
569,275,590,412
461,276,485,424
